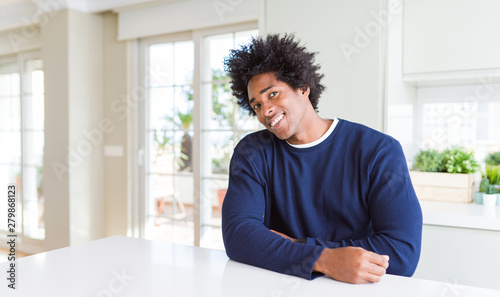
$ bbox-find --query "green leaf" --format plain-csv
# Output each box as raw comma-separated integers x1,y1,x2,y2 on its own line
442,147,479,174
413,149,444,172
486,165,500,185
485,152,500,166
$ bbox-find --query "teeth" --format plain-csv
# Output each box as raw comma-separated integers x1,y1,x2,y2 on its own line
270,114,284,127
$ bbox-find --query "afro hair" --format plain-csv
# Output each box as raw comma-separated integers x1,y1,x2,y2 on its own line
224,33,325,116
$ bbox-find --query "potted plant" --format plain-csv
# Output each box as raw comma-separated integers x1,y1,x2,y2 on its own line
480,178,499,208
485,165,500,206
475,154,500,204
410,147,479,203
476,173,486,204
441,147,480,174
485,152,500,166
413,149,444,172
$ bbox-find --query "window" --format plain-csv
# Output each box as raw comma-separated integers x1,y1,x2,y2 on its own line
144,37,195,245
0,53,45,242
419,98,500,162
387,85,500,166
139,24,259,249
200,30,260,249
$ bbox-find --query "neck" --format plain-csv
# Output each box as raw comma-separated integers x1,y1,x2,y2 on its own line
287,109,332,145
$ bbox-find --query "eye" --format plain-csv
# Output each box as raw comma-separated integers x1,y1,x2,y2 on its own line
253,103,261,110
269,91,277,98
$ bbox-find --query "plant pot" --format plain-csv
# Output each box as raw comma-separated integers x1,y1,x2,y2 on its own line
493,185,500,206
217,189,227,213
482,193,498,208
410,172,475,203
474,192,483,204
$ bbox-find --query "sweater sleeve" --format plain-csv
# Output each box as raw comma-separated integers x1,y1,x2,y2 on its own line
221,143,325,280
303,140,423,277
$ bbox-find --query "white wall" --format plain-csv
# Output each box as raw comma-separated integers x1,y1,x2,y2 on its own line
263,0,391,131
102,12,129,237
68,9,105,245
0,26,41,56
39,10,130,249
42,9,71,250
385,0,417,160
42,9,105,249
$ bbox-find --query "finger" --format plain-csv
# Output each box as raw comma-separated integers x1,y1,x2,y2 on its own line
367,252,390,269
382,255,390,269
364,272,383,283
351,269,384,284
367,261,387,277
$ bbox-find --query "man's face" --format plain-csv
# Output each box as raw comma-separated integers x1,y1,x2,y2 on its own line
247,72,310,143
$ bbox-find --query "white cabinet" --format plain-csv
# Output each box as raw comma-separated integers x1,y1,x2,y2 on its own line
403,0,500,84
415,201,500,290
265,0,385,130
414,225,500,290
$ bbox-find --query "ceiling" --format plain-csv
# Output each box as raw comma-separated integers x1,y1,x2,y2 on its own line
0,0,184,31
0,0,183,13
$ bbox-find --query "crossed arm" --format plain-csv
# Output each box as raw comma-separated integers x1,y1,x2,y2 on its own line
270,230,390,284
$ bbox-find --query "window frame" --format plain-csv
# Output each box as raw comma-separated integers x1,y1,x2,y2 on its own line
136,21,258,246
0,50,45,253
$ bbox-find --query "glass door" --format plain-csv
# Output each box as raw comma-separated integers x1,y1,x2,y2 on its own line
0,54,45,246
144,38,196,245
199,29,260,249
139,25,259,249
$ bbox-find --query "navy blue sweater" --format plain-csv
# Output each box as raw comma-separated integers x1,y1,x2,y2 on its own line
222,119,422,280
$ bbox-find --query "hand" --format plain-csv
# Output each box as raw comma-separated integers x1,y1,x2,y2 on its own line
270,229,297,242
313,247,389,284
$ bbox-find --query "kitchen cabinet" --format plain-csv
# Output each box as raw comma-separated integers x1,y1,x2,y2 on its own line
415,201,500,290
403,0,500,85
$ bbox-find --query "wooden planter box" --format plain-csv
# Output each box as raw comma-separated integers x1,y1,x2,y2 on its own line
409,172,475,203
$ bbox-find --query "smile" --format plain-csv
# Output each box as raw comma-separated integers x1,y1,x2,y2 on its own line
270,113,284,127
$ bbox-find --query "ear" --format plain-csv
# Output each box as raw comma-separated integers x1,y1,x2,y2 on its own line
300,85,310,98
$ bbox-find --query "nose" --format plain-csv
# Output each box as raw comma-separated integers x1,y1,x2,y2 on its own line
261,100,275,117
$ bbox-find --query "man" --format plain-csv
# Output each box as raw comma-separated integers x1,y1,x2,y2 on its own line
221,34,422,284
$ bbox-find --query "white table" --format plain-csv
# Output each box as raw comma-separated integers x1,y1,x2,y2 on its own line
1,236,499,297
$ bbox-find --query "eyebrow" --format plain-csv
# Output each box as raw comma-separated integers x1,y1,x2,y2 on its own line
249,85,276,105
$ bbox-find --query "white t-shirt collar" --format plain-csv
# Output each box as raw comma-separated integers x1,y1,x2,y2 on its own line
286,117,338,149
